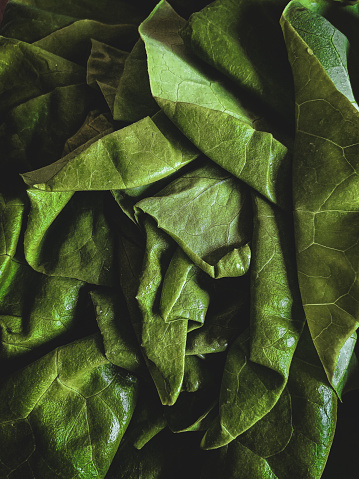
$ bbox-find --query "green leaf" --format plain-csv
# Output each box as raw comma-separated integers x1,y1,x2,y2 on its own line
0,334,138,478
61,110,114,157
11,0,152,25
113,39,159,122
139,0,292,209
87,40,129,114
0,84,91,183
33,19,138,65
0,37,85,114
180,0,294,124
185,275,250,356
136,217,188,405
0,257,86,361
136,162,252,278
201,328,337,478
90,288,143,374
160,246,209,327
0,2,76,43
0,191,25,270
21,114,199,192
282,1,359,396
202,193,305,448
24,190,117,285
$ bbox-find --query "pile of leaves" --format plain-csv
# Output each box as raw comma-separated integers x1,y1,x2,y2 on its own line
1,0,359,477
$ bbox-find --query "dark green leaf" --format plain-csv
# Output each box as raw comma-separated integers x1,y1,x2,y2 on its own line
113,39,159,122
0,334,138,478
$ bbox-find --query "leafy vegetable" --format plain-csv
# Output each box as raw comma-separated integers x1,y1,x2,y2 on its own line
1,0,358,477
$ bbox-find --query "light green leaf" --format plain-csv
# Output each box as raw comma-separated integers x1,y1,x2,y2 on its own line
160,246,209,327
136,163,252,278
282,0,359,396
21,114,199,192
139,0,292,209
90,289,143,374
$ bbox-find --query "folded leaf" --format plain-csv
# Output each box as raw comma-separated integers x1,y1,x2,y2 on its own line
160,247,209,328
139,0,292,209
1,84,91,180
90,289,143,374
282,0,359,396
21,114,199,192
33,19,138,65
24,190,117,285
136,217,188,405
202,193,305,448
201,328,337,479
185,275,249,356
136,162,252,278
12,0,151,25
87,40,129,114
180,0,293,124
0,2,75,43
0,258,86,361
61,109,114,156
0,37,84,114
113,39,159,122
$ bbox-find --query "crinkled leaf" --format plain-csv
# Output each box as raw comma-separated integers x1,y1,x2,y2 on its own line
136,218,188,405
136,162,252,278
1,84,91,184
61,109,114,157
202,193,305,448
160,246,209,327
87,40,129,114
185,275,249,356
0,334,138,479
90,289,143,374
0,257,87,361
21,114,199,192
24,190,117,285
202,328,337,479
282,1,359,396
0,37,84,114
0,2,75,43
12,0,151,25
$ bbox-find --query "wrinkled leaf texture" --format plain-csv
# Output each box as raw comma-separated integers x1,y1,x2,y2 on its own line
0,0,358,478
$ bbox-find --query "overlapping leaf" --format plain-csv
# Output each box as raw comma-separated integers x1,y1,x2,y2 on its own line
139,0,292,209
136,162,252,278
